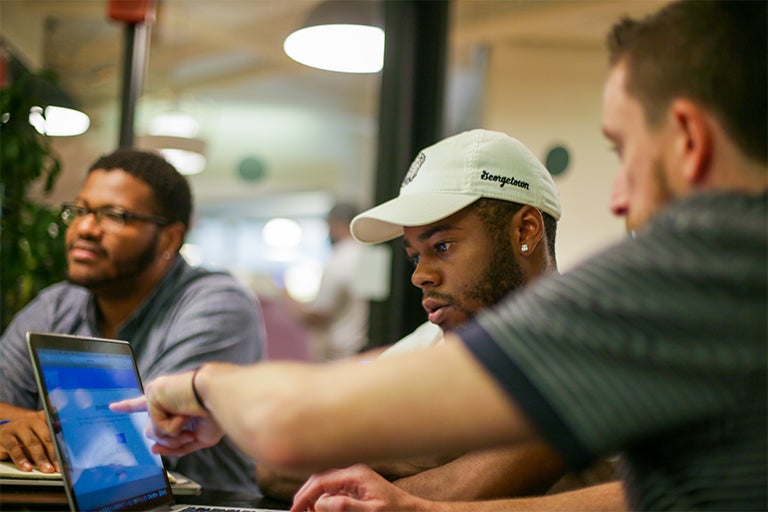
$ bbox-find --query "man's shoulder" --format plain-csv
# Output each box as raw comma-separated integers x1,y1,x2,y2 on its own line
172,262,251,296
35,281,90,307
154,262,259,318
1,281,91,339
656,191,767,234
379,322,444,358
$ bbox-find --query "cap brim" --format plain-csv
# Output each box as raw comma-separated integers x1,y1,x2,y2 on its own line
351,193,481,244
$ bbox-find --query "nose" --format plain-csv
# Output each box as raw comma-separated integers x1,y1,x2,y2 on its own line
411,257,441,290
609,169,629,218
71,211,104,236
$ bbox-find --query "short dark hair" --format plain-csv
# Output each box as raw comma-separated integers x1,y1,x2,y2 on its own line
607,0,766,165
472,198,558,268
88,149,193,229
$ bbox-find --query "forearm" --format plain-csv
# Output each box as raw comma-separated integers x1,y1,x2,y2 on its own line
195,341,532,472
394,443,567,501
369,452,464,480
431,482,626,512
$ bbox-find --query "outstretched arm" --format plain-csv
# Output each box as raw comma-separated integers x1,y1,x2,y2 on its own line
113,336,535,473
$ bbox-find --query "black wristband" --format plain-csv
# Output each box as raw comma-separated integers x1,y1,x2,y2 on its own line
191,366,209,411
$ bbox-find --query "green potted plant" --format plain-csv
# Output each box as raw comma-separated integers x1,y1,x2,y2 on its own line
0,67,67,332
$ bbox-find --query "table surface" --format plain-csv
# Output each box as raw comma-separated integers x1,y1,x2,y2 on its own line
0,482,291,511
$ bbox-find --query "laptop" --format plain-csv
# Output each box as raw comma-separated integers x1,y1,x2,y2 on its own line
26,331,285,512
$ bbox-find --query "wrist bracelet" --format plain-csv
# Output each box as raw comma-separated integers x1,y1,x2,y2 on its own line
191,366,209,412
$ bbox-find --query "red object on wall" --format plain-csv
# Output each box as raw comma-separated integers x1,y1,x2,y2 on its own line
107,0,155,23
0,50,7,90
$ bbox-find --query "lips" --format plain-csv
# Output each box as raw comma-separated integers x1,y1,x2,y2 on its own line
68,240,106,262
422,298,449,325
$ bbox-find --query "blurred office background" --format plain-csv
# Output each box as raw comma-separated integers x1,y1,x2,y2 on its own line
0,0,666,349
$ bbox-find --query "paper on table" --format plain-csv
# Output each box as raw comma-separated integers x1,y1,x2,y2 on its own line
0,460,182,484
0,460,61,480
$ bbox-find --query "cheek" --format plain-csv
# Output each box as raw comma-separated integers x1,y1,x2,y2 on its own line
64,226,76,246
112,230,159,259
622,152,650,200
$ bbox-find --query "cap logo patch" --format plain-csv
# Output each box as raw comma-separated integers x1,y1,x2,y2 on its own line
480,170,530,190
401,152,426,188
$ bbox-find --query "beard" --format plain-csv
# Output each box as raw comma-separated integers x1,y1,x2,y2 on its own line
463,235,526,314
428,235,527,331
67,231,160,293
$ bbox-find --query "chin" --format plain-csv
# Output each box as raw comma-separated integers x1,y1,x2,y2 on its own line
67,272,103,288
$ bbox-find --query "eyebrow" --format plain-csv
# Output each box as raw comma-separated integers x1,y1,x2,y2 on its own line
402,223,454,249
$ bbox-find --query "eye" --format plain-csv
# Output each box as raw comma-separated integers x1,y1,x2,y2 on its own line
71,206,88,218
434,241,450,254
100,208,126,224
407,253,420,268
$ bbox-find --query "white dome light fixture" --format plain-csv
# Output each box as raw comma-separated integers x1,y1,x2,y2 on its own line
158,147,207,176
139,110,207,175
149,111,200,138
29,105,90,136
284,0,384,74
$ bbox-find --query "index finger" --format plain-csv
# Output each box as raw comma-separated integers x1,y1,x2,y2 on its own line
109,395,148,413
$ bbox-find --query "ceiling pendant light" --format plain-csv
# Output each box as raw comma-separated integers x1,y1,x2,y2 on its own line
139,110,207,175
284,0,384,74
28,105,90,137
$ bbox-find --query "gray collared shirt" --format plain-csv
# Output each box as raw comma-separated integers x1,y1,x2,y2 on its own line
0,256,266,496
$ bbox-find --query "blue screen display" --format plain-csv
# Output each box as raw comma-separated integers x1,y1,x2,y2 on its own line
38,347,170,511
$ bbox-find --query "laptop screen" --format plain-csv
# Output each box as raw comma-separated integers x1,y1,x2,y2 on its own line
27,332,175,512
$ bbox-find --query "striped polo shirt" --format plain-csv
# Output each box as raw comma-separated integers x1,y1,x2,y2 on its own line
460,191,767,510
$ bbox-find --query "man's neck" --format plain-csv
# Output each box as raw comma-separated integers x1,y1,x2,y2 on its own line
94,261,173,338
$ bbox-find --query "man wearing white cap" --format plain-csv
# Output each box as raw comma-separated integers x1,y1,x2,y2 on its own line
257,130,616,503
355,128,561,358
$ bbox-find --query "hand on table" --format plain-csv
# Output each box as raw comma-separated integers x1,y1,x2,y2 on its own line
0,411,58,473
291,464,432,512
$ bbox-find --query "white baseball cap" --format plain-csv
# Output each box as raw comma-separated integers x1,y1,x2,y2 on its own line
351,129,562,244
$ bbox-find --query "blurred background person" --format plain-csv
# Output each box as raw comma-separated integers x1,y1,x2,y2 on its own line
286,202,368,361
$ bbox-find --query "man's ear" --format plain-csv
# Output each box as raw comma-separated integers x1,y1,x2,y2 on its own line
512,205,545,255
669,99,713,186
159,222,186,257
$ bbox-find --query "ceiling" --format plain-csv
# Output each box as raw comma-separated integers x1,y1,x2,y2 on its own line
1,0,665,217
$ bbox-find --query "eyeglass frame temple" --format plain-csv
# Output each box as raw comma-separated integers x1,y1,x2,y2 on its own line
60,203,169,227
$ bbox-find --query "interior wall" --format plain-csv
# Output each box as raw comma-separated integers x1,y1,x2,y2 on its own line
482,43,626,271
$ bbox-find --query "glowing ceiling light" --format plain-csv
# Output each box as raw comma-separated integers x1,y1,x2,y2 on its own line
158,148,207,176
284,0,384,74
262,218,303,248
29,105,90,136
149,111,200,138
284,24,384,73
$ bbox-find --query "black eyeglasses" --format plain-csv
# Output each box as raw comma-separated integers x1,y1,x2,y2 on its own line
60,202,169,232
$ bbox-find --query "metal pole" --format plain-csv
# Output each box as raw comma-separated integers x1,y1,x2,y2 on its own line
118,21,150,148
367,0,448,347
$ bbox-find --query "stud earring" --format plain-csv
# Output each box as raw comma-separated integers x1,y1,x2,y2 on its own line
162,251,172,260
521,244,529,253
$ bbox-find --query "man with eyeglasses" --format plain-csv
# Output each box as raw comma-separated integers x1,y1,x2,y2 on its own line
0,148,266,496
